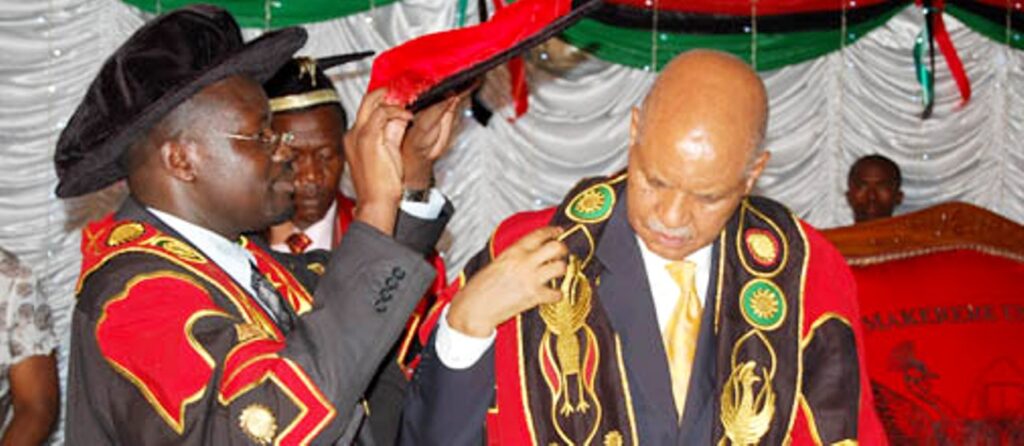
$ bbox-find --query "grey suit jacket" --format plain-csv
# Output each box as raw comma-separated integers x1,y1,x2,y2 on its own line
347,200,454,446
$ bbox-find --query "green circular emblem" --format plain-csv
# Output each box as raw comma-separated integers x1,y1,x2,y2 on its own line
566,183,615,223
739,279,786,330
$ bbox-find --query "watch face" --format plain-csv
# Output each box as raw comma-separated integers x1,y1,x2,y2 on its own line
402,188,431,203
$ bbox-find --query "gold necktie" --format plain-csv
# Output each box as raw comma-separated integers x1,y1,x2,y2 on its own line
663,260,702,420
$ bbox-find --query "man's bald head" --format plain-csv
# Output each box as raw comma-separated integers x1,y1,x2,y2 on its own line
638,50,769,170
627,50,771,260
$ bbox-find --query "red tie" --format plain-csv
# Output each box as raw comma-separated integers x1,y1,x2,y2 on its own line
285,232,312,254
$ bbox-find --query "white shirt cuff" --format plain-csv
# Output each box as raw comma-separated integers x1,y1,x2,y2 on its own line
434,305,495,370
399,188,445,220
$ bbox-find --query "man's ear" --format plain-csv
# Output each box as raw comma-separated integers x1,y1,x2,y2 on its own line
895,189,904,206
159,140,198,182
629,106,640,148
743,151,771,194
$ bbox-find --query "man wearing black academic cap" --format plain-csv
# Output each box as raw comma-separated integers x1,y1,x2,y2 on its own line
55,5,544,445
263,54,461,257
261,54,463,445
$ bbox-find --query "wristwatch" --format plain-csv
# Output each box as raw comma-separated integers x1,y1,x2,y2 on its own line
402,187,431,203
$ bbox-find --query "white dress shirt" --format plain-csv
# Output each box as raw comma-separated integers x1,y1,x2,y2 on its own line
434,235,714,370
398,188,446,221
636,237,713,331
269,202,339,253
269,189,446,253
148,208,259,299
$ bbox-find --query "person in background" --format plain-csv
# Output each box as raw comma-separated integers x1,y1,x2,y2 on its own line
262,54,463,445
0,248,58,446
263,54,460,257
846,154,903,223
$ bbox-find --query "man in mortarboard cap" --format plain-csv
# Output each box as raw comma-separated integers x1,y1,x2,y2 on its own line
55,5,482,444
262,54,464,445
263,54,372,255
262,53,460,257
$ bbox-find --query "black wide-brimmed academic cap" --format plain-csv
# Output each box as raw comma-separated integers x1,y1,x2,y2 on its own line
54,5,306,198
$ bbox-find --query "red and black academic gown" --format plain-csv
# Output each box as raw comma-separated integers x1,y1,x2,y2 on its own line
66,197,436,445
333,194,356,245
404,175,888,445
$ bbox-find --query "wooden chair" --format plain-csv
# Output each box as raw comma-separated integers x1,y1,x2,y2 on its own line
822,202,1024,445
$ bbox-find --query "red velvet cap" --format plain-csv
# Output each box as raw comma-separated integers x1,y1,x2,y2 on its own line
368,0,602,112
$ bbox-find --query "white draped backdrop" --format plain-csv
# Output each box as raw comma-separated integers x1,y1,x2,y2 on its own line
1,0,1022,442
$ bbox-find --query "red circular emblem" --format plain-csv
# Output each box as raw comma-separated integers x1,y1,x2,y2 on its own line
744,228,780,267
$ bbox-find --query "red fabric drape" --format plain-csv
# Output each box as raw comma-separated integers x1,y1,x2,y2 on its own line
853,250,1024,443
605,0,891,15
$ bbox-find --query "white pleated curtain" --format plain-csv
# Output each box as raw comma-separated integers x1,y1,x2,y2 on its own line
1,1,1021,443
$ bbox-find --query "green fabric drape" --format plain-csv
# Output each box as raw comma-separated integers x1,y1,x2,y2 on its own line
122,0,398,28
120,1,1021,68
561,5,907,72
947,5,1024,50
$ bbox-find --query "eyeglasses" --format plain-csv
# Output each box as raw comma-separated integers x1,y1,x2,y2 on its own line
221,127,295,150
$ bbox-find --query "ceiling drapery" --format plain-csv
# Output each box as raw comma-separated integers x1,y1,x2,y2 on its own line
122,0,400,27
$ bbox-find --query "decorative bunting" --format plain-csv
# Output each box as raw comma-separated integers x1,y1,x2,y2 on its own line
122,0,399,28
119,0,1022,111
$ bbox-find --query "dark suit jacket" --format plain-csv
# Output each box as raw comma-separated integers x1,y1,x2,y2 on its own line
362,200,454,446
401,197,719,445
66,197,437,445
